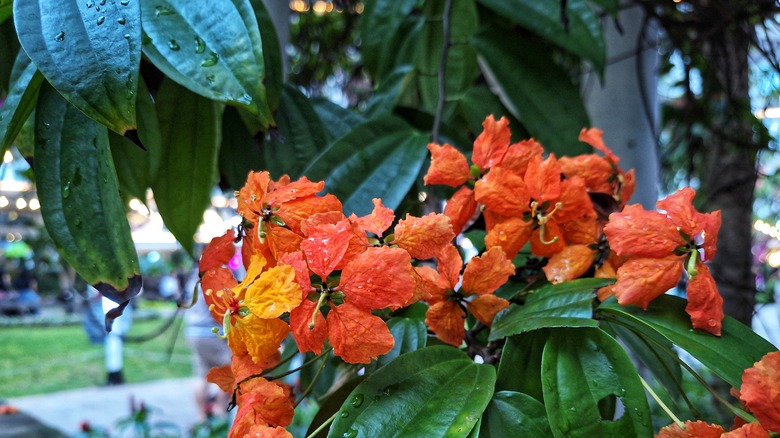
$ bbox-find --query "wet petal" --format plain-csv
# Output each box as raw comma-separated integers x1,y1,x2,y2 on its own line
461,247,515,295
340,246,415,310
289,299,328,355
394,213,454,260
424,142,471,187
444,186,479,235
655,420,724,438
740,351,780,432
244,265,303,319
200,230,237,273
543,245,597,284
425,300,466,347
685,263,723,336
358,198,396,237
472,115,511,171
228,316,289,365
474,166,530,217
614,255,684,309
468,294,509,326
327,303,395,364
604,204,682,258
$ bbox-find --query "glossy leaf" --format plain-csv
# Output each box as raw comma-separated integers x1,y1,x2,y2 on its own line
374,317,428,369
303,116,429,217
542,328,653,437
363,65,414,119
479,391,552,437
249,0,282,112
139,0,272,127
218,106,261,190
477,0,606,72
151,78,221,255
307,377,365,438
14,0,140,133
0,20,20,92
489,279,613,341
311,97,366,143
34,83,141,307
495,331,549,401
133,77,162,183
0,0,12,24
597,295,777,388
472,26,590,155
261,84,328,179
329,346,495,438
0,49,43,151
359,0,422,80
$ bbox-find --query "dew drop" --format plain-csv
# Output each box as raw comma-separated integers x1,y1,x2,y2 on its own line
62,179,72,199
99,0,106,5
236,93,253,105
205,74,216,84
55,31,65,42
168,40,180,51
120,0,129,4
350,394,364,408
117,17,126,25
201,51,219,67
155,5,175,16
86,0,94,8
96,15,106,25
43,121,51,129
342,429,358,438
194,36,205,53
339,410,349,418
123,33,130,39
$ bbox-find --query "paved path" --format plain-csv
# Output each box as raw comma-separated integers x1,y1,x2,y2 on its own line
3,377,201,437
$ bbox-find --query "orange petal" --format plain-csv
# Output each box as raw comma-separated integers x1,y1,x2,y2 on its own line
436,243,463,290
614,255,684,309
685,263,723,336
301,217,352,280
266,224,304,263
530,220,566,258
579,127,619,163
244,265,303,319
200,230,237,273
524,154,561,203
414,265,448,303
474,166,530,217
237,171,271,221
228,316,289,365
276,193,343,235
558,154,615,195
543,245,596,284
472,115,510,171
722,423,771,437
468,294,509,326
234,377,295,428
425,300,466,346
206,365,234,394
604,204,682,258
278,251,313,296
232,352,278,384
289,299,327,355
444,186,479,235
462,247,515,295
266,176,324,206
484,213,533,260
358,198,396,237
340,246,415,310
501,138,544,177
424,143,471,187
655,420,724,438
202,267,238,297
238,425,292,438
556,176,596,223
393,213,455,260
327,303,395,364
740,351,780,432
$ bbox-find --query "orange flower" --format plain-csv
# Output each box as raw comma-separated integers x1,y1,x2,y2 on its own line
739,351,780,432
603,188,723,335
656,420,725,437
543,244,598,284
423,245,514,346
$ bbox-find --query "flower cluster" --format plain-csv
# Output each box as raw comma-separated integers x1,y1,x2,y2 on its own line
197,115,726,436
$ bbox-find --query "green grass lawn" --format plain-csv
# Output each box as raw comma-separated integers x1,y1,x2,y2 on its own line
0,316,194,398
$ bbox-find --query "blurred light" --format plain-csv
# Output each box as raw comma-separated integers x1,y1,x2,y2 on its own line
289,0,309,12
0,196,8,208
418,191,428,202
15,198,27,209
3,150,12,163
768,249,780,268
755,219,780,239
28,198,40,210
229,197,238,209
211,195,229,208
6,233,15,242
312,0,328,14
146,251,161,263
755,107,780,119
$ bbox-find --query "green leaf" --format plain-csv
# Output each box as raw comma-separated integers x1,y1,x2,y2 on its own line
303,116,429,217
479,391,552,437
307,377,365,438
363,65,414,119
477,0,606,72
589,0,619,15
248,0,282,112
0,0,12,24
108,132,148,203
328,346,495,438
139,0,272,128
34,83,141,306
133,77,162,183
0,20,21,92
472,26,590,155
597,295,777,388
359,0,422,80
542,328,653,438
261,84,328,179
151,78,221,255
458,85,527,142
374,317,427,369
14,0,140,133
218,106,262,190
0,49,43,151
495,331,549,401
311,97,365,144
489,278,612,341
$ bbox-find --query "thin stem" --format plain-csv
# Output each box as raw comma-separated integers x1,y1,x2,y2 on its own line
305,410,339,438
265,347,334,382
431,0,454,144
640,375,685,428
295,352,330,408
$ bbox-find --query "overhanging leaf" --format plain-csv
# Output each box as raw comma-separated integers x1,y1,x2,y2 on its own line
489,278,612,341
542,328,653,437
14,0,140,133
473,26,590,155
140,0,272,128
34,83,141,310
151,78,221,255
218,106,261,190
373,317,427,369
303,116,429,217
495,330,549,401
0,0,12,24
328,346,495,438
0,49,43,151
249,0,281,112
479,391,552,437
597,295,777,388
477,0,606,72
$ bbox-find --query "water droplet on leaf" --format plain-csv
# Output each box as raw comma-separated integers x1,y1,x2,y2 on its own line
55,31,65,42
340,411,349,418
350,394,364,408
62,179,72,199
194,36,205,53
155,5,174,16
96,15,105,25
343,429,358,438
168,40,180,51
117,17,126,25
120,0,129,5
201,51,219,66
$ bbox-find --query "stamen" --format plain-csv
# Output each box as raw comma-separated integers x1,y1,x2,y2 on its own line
538,223,559,245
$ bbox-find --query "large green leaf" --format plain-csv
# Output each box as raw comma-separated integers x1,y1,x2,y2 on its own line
0,49,43,151
303,116,429,217
489,278,612,341
359,0,422,80
472,26,590,156
479,391,552,437
362,65,414,119
133,77,162,182
139,0,272,127
373,317,427,369
0,19,20,92
329,346,495,438
14,0,140,133
495,331,549,401
307,377,365,438
218,106,261,190
34,83,141,310
477,0,606,72
261,84,328,179
152,79,221,255
597,295,777,388
311,97,365,144
249,0,281,112
0,0,12,24
542,328,653,438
